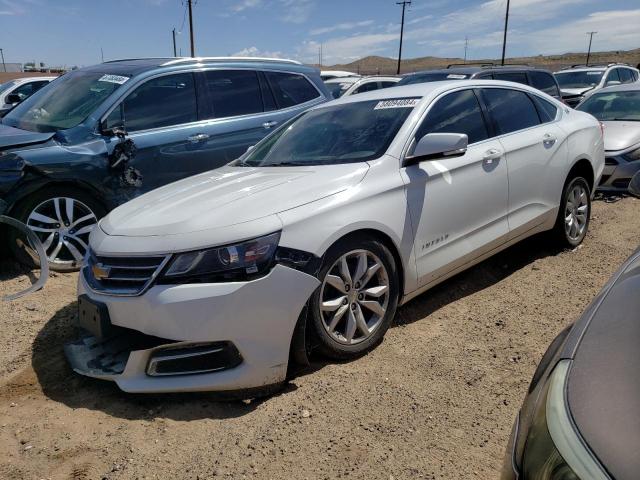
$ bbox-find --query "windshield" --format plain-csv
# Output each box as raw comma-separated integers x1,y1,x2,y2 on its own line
236,98,419,167
554,70,604,89
2,71,129,132
397,72,468,86
577,90,640,121
0,81,17,96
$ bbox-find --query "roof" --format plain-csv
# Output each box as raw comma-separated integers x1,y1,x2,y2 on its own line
79,57,312,77
405,65,551,77
313,79,546,109
324,77,360,85
590,83,640,94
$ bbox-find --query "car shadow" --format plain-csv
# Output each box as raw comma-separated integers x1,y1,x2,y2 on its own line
30,232,562,420
0,259,39,283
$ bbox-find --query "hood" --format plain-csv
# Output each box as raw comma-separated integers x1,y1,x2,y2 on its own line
0,122,54,150
101,163,369,237
566,249,640,480
602,121,640,152
560,87,593,97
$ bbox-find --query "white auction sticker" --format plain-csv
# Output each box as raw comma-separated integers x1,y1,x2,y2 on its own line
447,74,467,79
98,74,129,85
374,98,420,109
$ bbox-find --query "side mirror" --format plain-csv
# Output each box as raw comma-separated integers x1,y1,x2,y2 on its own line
403,133,468,166
628,172,640,197
6,93,22,105
606,80,621,87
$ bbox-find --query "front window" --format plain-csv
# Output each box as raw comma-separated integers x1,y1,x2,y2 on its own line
3,71,129,133
554,70,604,89
236,98,418,167
577,91,640,121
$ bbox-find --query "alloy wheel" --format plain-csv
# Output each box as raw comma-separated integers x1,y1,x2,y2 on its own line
26,197,98,266
564,183,589,242
319,249,390,345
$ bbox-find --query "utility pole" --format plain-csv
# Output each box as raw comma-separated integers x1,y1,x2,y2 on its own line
0,48,6,72
586,31,597,66
464,37,469,63
187,0,195,57
318,43,323,67
172,28,178,57
101,47,104,63
396,1,411,75
500,0,510,65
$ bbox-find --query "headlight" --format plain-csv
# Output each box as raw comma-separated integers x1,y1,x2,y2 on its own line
522,360,608,480
161,232,280,282
624,147,640,162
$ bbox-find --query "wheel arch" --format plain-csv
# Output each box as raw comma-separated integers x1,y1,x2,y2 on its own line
566,158,595,193
5,179,110,217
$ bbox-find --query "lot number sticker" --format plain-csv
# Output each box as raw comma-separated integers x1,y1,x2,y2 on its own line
374,98,420,109
98,74,129,85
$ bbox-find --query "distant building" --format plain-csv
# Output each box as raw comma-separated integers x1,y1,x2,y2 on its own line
1,63,23,73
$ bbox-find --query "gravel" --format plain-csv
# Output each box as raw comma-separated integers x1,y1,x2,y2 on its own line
0,197,638,479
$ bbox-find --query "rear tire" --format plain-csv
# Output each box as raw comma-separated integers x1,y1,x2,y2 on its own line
552,176,591,248
7,187,105,272
309,235,400,360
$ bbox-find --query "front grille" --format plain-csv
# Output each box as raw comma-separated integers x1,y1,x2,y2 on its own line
612,178,631,189
83,251,170,296
605,157,618,166
146,342,243,376
599,174,611,185
563,96,582,108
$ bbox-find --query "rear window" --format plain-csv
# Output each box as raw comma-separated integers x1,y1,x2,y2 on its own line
397,72,468,86
493,72,528,85
265,72,320,108
202,70,263,118
528,71,560,97
481,88,541,135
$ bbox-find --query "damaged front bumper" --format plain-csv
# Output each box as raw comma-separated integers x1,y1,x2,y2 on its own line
66,264,320,393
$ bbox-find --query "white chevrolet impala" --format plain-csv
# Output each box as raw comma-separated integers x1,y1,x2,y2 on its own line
66,80,604,394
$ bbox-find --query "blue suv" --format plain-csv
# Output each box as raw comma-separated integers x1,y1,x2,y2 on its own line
0,57,330,270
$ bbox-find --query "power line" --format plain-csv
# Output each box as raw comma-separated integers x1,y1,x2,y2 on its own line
586,31,597,66
396,1,411,75
187,0,195,57
500,0,510,65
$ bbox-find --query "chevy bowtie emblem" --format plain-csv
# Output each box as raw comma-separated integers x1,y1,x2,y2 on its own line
92,263,111,280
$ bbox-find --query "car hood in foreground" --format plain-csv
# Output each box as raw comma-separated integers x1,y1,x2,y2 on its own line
565,248,640,480
101,163,369,237
602,121,640,152
0,122,54,150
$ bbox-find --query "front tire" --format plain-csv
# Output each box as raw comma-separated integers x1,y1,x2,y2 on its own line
8,187,105,272
552,176,591,248
309,235,400,360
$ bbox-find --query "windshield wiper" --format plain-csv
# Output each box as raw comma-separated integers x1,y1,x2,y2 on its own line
265,161,310,167
610,118,640,122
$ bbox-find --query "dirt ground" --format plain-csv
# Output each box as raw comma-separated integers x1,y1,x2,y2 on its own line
0,197,638,480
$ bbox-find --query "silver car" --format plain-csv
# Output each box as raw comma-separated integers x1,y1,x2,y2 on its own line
577,83,640,193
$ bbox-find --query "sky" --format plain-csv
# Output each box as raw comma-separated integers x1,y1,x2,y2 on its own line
0,0,638,67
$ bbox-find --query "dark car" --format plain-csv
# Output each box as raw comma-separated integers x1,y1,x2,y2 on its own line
0,57,330,271
397,64,562,100
503,229,640,479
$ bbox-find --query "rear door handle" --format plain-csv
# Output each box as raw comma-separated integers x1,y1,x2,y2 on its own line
187,133,209,143
482,148,502,164
543,134,557,147
262,121,278,129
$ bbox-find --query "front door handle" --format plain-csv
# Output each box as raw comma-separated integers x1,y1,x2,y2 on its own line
482,148,502,164
543,134,557,147
187,133,210,143
262,121,278,129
